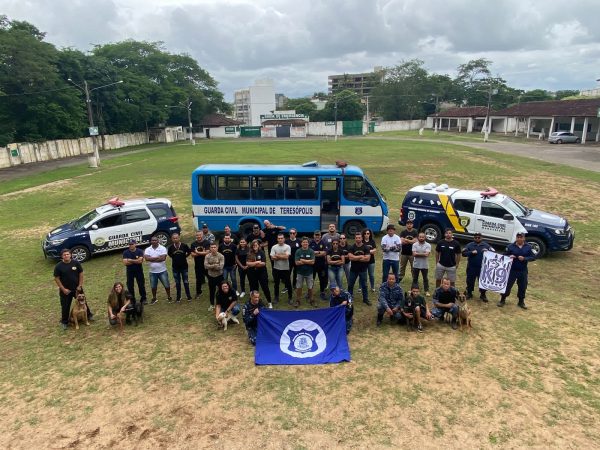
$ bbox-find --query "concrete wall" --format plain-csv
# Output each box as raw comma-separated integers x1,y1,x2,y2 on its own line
308,122,341,136
0,132,148,168
374,120,426,132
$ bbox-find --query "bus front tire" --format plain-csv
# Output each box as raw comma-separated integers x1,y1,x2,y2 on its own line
240,221,259,238
343,220,364,237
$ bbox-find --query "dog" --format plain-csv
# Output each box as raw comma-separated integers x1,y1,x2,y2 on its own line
457,293,472,331
125,296,143,326
443,312,453,323
217,311,239,331
70,291,90,330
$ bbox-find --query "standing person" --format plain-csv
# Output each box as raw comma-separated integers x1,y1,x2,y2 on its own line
462,232,495,302
381,224,401,283
347,232,372,306
376,273,404,326
432,278,459,329
235,238,249,298
122,239,147,305
220,225,238,245
218,234,239,295
310,230,328,300
107,282,129,333
263,219,286,264
399,220,418,281
53,249,85,330
294,237,315,307
339,234,351,286
498,232,535,309
190,231,210,299
412,232,432,296
245,223,265,246
285,228,301,288
246,239,273,308
144,236,171,304
329,285,353,334
167,233,192,303
326,239,345,289
362,228,377,292
201,224,215,244
435,229,462,288
270,234,293,305
204,243,224,311
321,223,340,247
215,280,240,329
242,290,266,346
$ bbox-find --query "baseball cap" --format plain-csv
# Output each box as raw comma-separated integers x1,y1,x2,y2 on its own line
202,224,208,229
128,238,137,244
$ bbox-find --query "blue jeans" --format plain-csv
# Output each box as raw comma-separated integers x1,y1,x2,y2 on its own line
149,271,170,289
348,270,368,302
432,304,458,320
172,268,191,300
367,262,375,289
223,266,238,291
328,266,344,289
381,259,399,282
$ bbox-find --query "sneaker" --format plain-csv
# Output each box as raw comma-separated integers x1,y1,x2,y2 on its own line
358,288,362,293
466,293,473,300
288,298,295,305
187,297,192,302
425,291,431,297
497,299,505,307
363,299,372,306
230,316,240,324
236,290,240,297
176,299,181,304
239,291,246,298
208,305,214,311
281,288,288,294
293,300,300,308
376,320,382,327
195,293,201,299
417,324,424,333
320,292,327,301
518,302,528,310
268,303,273,309
371,288,376,293
61,323,68,331
480,295,488,303
168,297,173,304
150,298,158,305
142,300,148,305
273,296,280,304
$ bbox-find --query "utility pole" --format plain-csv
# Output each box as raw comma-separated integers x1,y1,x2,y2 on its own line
165,99,194,144
334,96,338,142
364,95,370,135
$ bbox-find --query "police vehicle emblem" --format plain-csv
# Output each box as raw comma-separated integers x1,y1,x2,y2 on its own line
407,211,416,221
280,319,327,358
355,207,363,215
459,216,470,228
93,237,106,247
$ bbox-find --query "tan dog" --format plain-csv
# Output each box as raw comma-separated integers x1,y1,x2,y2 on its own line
70,292,90,330
217,311,239,331
457,293,472,331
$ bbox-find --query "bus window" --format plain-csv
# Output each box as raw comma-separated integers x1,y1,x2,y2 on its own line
252,176,284,200
343,176,379,206
217,176,250,200
286,177,317,200
199,175,216,200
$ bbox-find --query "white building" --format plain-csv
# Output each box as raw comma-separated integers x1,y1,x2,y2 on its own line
234,79,276,126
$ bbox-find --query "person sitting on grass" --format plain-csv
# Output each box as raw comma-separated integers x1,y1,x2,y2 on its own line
401,285,433,333
431,278,459,330
215,280,240,330
107,282,130,333
242,290,266,345
329,284,353,334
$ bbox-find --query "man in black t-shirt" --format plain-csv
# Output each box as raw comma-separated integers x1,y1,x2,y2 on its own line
167,233,192,302
245,224,265,246
435,229,461,288
399,220,418,281
190,231,210,298
122,239,147,304
219,235,239,294
285,228,301,287
310,230,328,300
53,249,84,330
347,232,372,305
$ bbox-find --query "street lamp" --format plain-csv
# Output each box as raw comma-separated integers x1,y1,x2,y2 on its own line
165,98,194,144
68,78,123,167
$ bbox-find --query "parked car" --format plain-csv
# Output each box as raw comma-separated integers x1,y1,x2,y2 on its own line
399,183,574,257
42,197,181,262
548,131,580,144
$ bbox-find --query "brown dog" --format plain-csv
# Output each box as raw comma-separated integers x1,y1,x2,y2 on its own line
70,292,90,330
457,293,472,331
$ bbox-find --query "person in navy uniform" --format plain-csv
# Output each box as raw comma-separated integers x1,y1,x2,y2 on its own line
498,232,535,309
462,232,494,302
53,249,87,330
242,290,266,345
329,284,353,334
122,239,147,304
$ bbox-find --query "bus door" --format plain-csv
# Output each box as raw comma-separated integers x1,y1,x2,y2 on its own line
320,177,340,230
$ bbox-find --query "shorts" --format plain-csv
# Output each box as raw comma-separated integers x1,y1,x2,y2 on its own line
149,270,170,289
296,274,314,289
435,263,456,282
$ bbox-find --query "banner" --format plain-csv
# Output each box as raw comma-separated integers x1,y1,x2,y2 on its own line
479,250,513,294
255,306,351,365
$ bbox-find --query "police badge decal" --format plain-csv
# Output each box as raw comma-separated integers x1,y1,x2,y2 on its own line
280,320,327,358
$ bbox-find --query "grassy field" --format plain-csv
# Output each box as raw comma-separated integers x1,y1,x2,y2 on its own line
370,129,573,145
1,137,599,449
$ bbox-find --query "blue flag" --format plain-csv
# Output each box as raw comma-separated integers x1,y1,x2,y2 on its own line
255,306,351,365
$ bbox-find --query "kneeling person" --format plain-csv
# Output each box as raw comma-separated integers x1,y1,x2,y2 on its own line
242,290,265,345
432,278,459,329
215,280,240,331
402,286,432,332
329,285,353,334
377,273,404,326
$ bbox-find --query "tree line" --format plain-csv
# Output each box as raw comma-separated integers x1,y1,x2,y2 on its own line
282,59,580,121
0,16,229,146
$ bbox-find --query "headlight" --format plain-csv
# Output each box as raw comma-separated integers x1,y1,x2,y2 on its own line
553,228,566,235
49,238,67,245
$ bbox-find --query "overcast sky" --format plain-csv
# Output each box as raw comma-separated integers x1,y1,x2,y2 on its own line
4,0,600,101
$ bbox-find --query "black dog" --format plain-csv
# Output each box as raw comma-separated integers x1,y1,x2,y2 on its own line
125,294,144,326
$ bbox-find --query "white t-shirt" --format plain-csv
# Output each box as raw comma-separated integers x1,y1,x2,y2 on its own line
270,243,291,271
144,244,168,273
381,234,401,261
412,241,431,269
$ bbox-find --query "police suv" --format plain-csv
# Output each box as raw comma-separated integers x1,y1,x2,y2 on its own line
399,183,574,257
42,197,181,262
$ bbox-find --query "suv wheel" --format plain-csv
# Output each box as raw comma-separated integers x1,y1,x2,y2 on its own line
575,138,581,144
526,236,546,258
70,245,91,263
153,231,170,247
421,223,442,243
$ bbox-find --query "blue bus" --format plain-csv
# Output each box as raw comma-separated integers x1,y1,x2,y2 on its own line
191,161,389,236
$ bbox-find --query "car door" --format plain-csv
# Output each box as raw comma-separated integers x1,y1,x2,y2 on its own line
121,208,156,246
475,200,515,243
87,213,125,254
452,197,477,237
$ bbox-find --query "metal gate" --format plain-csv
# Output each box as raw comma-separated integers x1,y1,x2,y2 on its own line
240,126,261,137
276,126,291,138
343,121,363,136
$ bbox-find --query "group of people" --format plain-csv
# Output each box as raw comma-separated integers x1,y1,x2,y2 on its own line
53,219,535,342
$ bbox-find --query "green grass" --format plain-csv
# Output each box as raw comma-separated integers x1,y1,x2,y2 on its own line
1,137,599,448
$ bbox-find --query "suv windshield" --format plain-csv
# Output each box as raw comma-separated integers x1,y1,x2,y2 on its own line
71,209,100,229
501,197,527,217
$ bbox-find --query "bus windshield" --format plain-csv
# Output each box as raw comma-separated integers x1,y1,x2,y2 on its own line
343,175,379,206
